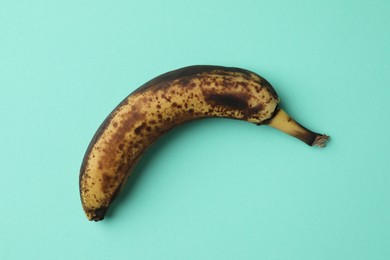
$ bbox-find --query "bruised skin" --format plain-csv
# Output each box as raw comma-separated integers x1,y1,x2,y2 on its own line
79,65,327,221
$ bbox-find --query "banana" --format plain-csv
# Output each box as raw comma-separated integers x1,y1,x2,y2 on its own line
79,65,329,221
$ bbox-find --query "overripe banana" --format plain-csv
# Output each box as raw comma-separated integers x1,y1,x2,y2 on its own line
79,65,329,221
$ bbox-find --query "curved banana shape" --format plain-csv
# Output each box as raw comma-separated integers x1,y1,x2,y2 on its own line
79,65,329,221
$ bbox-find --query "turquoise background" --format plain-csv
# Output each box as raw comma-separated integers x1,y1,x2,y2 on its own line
1,0,389,259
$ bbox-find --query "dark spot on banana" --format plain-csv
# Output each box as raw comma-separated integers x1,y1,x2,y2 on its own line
102,174,114,192
161,93,171,102
134,122,147,135
205,93,248,110
245,104,264,118
120,111,145,132
239,81,249,88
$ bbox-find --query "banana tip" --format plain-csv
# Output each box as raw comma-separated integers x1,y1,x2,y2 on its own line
85,207,107,222
312,134,329,148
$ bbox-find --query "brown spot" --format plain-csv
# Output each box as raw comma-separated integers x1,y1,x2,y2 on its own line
161,93,171,102
172,102,182,109
101,173,114,192
118,143,124,150
205,93,248,110
149,119,156,124
156,104,161,109
146,126,152,132
134,122,147,135
239,81,248,88
246,104,264,118
113,122,118,128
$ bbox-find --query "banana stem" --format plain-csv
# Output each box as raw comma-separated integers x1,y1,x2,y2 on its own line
267,108,329,147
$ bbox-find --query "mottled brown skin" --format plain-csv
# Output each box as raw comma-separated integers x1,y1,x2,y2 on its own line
79,65,283,221
79,65,329,221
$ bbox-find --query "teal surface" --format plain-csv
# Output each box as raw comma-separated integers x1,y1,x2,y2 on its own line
1,0,389,259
